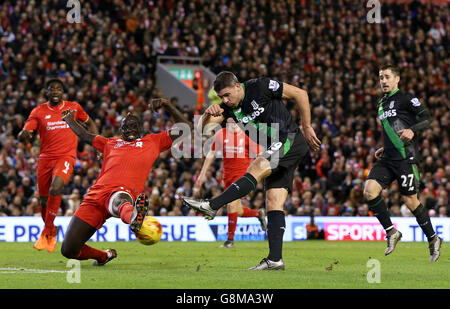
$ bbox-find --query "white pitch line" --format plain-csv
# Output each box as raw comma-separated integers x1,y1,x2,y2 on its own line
0,267,68,274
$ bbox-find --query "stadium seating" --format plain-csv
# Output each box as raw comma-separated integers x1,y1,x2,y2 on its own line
0,0,447,219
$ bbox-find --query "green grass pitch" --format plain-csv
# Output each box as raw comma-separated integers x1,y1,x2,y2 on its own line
0,241,448,289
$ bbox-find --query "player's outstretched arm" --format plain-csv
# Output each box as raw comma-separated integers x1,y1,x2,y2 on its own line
149,98,193,141
85,117,99,135
62,109,97,144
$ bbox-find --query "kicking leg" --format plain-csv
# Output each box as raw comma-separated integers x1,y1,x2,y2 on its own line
108,191,149,232
209,157,271,210
183,157,271,219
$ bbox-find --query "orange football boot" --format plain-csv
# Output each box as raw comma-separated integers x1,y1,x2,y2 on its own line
33,227,47,251
45,226,59,252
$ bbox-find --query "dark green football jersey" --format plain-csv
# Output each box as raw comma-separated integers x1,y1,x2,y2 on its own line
378,89,429,161
219,77,299,149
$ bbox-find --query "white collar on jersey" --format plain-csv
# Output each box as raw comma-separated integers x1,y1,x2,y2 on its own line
46,101,66,111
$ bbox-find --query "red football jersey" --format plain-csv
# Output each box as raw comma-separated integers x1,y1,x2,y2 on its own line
23,101,89,159
211,128,261,181
91,131,172,197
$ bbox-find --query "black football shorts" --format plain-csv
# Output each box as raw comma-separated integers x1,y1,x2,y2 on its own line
367,158,420,196
260,130,309,193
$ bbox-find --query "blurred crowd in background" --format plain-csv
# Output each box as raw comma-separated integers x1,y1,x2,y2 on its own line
0,0,448,219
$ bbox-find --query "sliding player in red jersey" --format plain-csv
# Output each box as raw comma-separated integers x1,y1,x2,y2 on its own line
60,98,190,265
18,78,98,252
194,119,267,248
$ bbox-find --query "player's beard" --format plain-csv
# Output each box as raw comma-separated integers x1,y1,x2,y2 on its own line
122,130,140,141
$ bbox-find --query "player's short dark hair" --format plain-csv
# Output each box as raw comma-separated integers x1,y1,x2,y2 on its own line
379,64,400,77
124,112,140,123
46,78,65,90
213,71,239,92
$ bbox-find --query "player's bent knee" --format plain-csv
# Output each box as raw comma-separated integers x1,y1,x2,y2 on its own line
60,241,78,259
108,191,134,217
266,189,287,211
49,182,64,196
247,157,271,182
363,181,382,201
49,187,62,196
402,194,419,208
49,177,65,196
363,189,377,201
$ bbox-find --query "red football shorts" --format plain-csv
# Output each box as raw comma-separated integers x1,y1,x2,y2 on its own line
223,172,246,190
37,156,75,196
74,185,134,230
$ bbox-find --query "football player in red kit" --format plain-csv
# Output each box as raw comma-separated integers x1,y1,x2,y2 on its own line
18,78,98,252
60,98,190,265
194,119,266,248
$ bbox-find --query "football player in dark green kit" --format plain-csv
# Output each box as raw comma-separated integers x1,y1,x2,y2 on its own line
364,64,442,261
183,71,321,270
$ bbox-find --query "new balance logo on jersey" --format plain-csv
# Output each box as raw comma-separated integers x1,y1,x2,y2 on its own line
268,80,280,91
45,115,51,119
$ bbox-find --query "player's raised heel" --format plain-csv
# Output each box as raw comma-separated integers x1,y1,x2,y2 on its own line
248,258,285,271
182,197,217,220
385,229,402,256
429,236,442,262
130,193,149,233
93,249,117,266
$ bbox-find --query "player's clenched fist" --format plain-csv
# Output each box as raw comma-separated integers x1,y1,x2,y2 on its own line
205,104,224,117
17,129,32,142
62,109,76,122
149,98,168,111
374,147,384,159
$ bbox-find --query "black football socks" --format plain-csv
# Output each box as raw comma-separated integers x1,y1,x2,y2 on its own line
267,210,285,262
412,204,436,240
209,173,257,210
367,195,394,231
